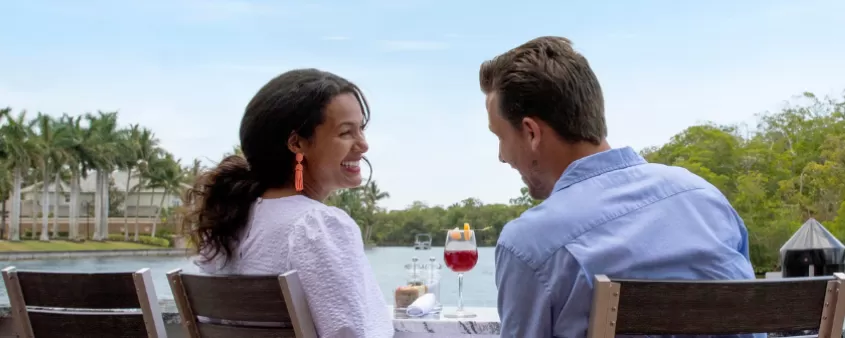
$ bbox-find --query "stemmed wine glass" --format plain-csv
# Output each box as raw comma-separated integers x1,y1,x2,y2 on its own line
443,223,478,318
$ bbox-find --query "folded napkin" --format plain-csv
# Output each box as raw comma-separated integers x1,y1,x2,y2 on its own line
406,293,436,317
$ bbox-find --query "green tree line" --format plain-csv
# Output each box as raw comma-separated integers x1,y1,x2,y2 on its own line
328,92,845,274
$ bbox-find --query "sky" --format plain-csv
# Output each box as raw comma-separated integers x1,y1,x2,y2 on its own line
1,0,844,210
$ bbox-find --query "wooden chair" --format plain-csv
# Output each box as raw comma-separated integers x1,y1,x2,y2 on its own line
588,273,845,338
1,266,166,338
166,269,317,338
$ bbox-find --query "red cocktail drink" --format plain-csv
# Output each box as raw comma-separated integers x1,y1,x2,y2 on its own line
444,250,478,273
443,224,478,318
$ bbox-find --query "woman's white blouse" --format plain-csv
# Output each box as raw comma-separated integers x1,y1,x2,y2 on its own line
195,195,394,338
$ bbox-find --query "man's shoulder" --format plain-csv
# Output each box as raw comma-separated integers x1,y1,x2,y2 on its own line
638,163,735,207
497,162,729,264
499,203,559,241
497,202,580,268
639,162,720,190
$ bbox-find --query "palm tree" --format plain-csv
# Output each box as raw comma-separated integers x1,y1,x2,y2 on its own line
0,109,11,238
185,158,203,183
27,167,40,240
48,117,75,239
0,108,9,238
59,114,96,240
0,109,41,241
361,181,390,243
119,124,142,241
132,128,161,241
30,113,67,242
49,166,71,239
142,152,165,237
0,165,10,239
85,111,124,240
148,153,185,238
179,158,204,234
326,188,367,226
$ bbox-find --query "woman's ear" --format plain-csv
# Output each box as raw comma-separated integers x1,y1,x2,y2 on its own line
287,132,303,154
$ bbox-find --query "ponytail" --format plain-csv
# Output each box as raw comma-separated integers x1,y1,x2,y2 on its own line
182,155,265,265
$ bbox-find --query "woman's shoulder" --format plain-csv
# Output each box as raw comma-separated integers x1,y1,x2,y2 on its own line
272,198,363,247
300,204,359,232
258,195,358,230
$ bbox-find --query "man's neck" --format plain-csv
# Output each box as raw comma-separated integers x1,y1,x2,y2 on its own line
546,139,612,182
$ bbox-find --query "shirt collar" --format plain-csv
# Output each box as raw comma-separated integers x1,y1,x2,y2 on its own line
552,146,647,192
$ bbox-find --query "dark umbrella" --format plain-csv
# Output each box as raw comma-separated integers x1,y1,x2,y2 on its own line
780,218,845,277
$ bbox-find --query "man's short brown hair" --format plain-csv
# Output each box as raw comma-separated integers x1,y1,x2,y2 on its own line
479,36,606,144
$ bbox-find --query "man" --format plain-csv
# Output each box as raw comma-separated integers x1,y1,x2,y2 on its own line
480,36,761,338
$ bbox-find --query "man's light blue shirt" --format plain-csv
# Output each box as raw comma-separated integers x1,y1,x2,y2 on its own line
495,147,765,338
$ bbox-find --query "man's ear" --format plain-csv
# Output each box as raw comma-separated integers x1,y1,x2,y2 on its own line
287,132,303,154
521,117,542,152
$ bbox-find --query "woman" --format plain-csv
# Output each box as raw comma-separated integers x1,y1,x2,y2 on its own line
182,69,394,338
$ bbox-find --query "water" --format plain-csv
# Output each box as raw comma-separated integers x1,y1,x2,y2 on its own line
0,247,498,307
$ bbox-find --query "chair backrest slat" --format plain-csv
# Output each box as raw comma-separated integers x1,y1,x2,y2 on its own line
589,274,845,337
27,310,147,338
167,268,317,338
279,271,318,338
169,271,201,337
2,267,34,337
587,275,620,338
196,322,298,338
134,268,168,336
829,277,845,337
179,273,290,322
1,266,166,338
17,271,140,309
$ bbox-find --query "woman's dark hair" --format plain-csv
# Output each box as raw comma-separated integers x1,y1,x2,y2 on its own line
182,68,371,265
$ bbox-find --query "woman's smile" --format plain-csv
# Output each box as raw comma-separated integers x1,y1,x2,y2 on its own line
342,160,361,174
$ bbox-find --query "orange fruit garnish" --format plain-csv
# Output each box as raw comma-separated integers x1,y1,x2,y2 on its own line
463,223,471,240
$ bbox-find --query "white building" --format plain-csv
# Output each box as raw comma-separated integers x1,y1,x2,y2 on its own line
13,170,188,218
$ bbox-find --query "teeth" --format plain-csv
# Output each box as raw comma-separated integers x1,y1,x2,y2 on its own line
341,161,360,167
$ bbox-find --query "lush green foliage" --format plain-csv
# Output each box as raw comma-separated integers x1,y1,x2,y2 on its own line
644,93,845,272
329,92,845,273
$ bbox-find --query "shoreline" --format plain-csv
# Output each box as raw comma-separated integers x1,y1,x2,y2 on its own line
0,247,780,275
0,248,190,261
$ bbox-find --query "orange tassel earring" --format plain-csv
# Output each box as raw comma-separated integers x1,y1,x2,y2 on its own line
294,153,304,192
